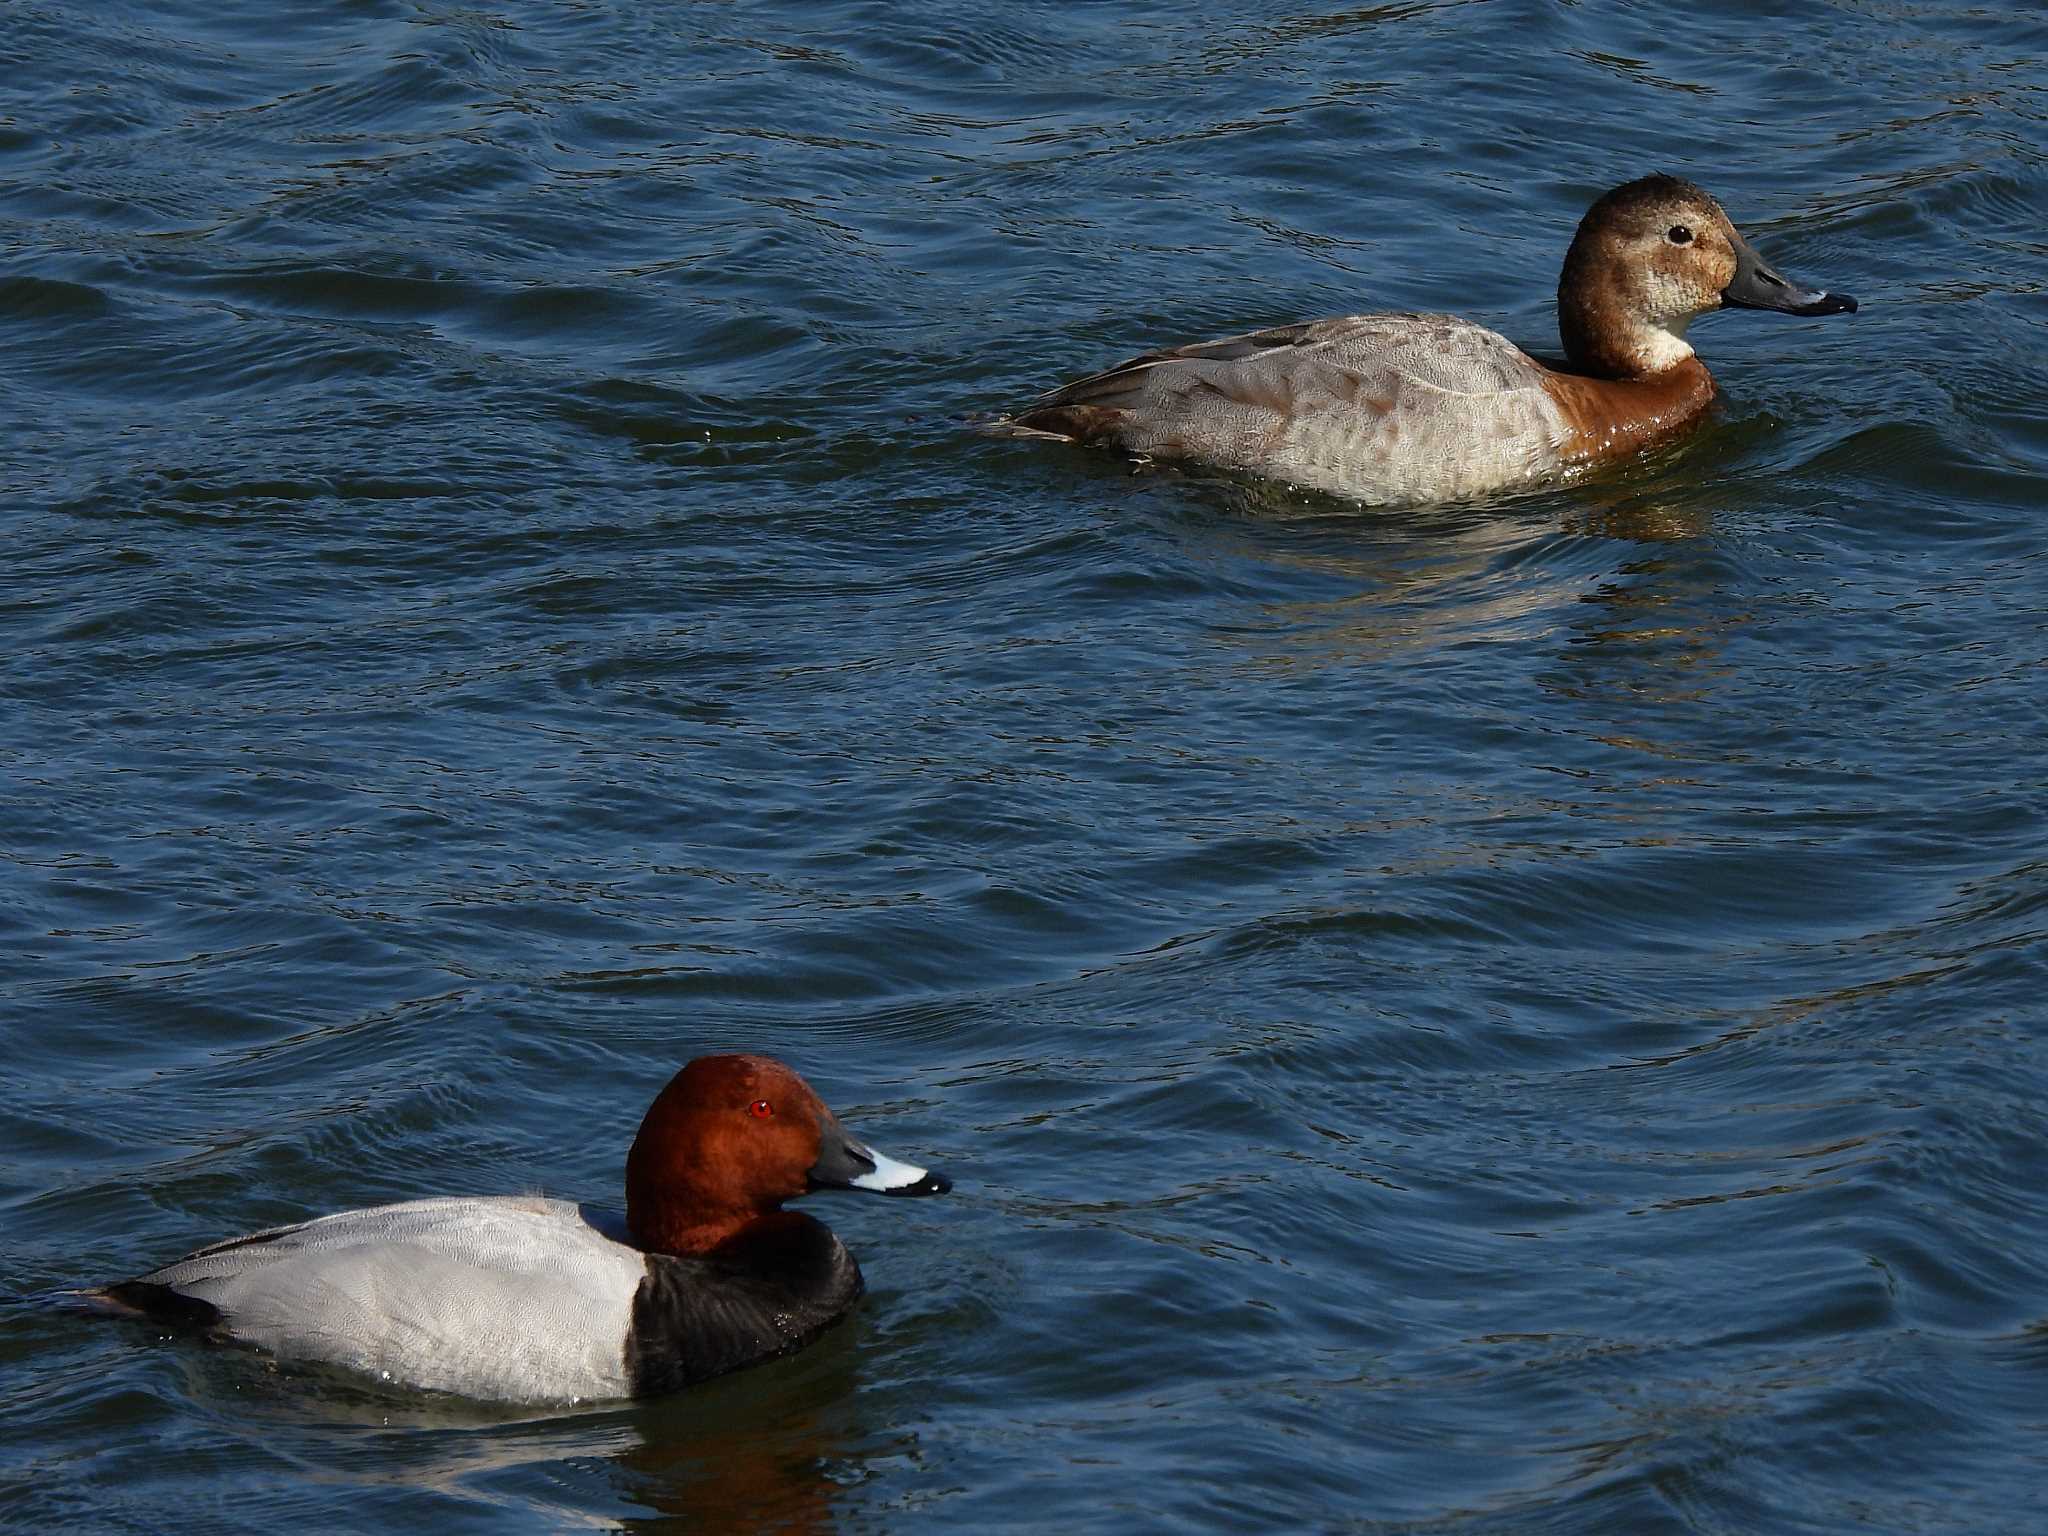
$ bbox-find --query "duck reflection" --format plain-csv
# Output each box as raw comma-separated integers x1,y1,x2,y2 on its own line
607,1331,869,1531
1174,445,1732,683
161,1318,875,1530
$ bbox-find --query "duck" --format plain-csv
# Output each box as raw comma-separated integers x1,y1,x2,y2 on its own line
88,1054,951,1404
984,175,1856,505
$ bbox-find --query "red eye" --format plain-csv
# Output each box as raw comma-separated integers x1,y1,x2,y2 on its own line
749,1099,773,1119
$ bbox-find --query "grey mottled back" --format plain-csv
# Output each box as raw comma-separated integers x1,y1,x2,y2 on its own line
122,1195,647,1402
998,314,1576,505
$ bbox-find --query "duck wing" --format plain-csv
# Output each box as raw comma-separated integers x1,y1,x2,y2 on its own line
990,313,1572,502
94,1196,865,1402
97,1196,648,1401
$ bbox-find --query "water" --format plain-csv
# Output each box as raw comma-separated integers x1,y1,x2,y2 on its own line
4,0,2046,1529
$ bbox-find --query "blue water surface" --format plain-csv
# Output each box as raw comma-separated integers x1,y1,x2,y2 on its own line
4,1,2046,1531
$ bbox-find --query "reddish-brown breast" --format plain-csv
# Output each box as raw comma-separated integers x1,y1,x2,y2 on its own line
1540,357,1718,467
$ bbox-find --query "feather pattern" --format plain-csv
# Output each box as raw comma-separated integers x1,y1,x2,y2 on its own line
105,1197,646,1401
993,314,1575,504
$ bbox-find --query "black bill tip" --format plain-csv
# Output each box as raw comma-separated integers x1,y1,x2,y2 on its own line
1724,284,1858,318
878,1169,952,1197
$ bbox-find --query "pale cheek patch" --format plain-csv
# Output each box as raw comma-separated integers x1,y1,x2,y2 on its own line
1627,258,1713,369
1641,261,1711,327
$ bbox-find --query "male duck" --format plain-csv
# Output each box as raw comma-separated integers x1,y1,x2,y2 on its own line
91,1055,950,1404
986,175,1856,505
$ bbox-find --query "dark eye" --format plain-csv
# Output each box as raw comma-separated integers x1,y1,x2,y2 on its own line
1666,224,1693,245
749,1099,773,1119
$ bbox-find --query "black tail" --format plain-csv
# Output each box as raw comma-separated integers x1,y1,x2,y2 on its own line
85,1280,224,1332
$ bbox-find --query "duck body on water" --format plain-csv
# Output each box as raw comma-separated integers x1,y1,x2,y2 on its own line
987,175,1857,505
88,1056,949,1404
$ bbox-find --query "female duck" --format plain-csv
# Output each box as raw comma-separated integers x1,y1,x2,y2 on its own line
986,175,1856,505
92,1055,949,1403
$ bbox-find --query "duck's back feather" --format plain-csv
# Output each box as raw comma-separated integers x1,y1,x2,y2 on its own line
98,1195,863,1403
104,1196,644,1401
991,313,1578,504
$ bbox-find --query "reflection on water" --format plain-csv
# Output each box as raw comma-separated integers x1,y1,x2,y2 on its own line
134,1322,875,1531
611,1348,866,1533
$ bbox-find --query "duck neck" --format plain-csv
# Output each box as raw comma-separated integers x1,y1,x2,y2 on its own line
1560,302,1698,379
626,1177,771,1256
628,1202,820,1262
1558,243,1700,379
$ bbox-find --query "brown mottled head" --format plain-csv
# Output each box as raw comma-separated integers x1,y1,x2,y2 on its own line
624,1054,949,1255
1557,175,1854,379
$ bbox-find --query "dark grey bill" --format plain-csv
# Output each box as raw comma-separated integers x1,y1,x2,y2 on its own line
808,1113,952,1197
1723,228,1857,316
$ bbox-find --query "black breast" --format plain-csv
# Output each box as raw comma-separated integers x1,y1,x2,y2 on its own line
624,1214,865,1396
